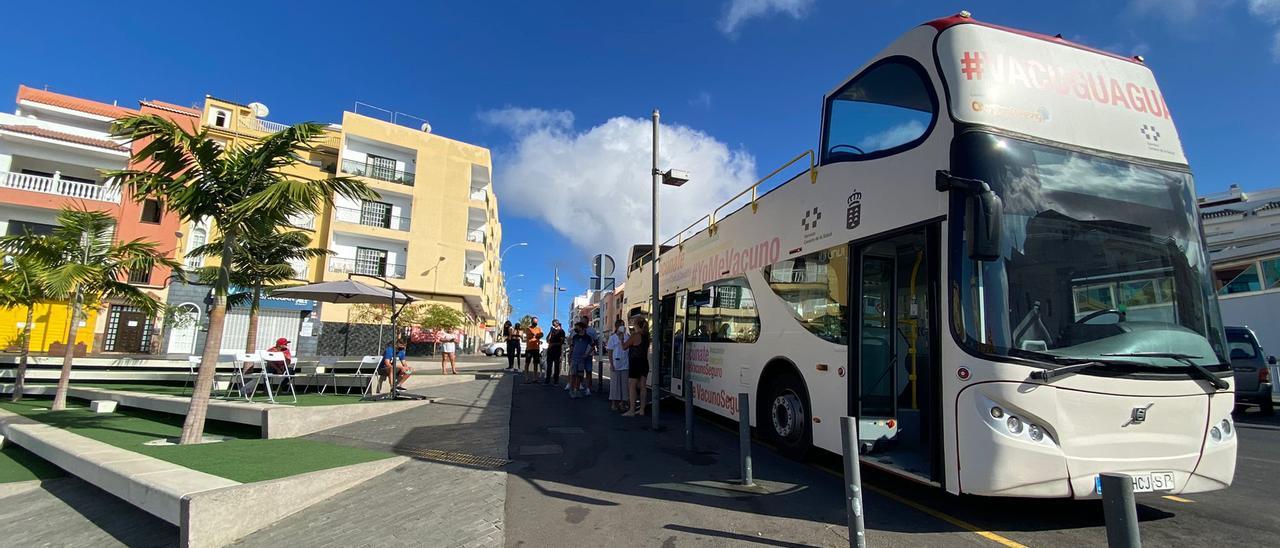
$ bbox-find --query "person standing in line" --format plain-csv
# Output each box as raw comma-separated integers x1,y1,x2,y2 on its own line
503,320,521,371
440,331,459,374
622,316,650,417
544,319,566,386
580,316,600,396
524,318,544,383
605,319,630,411
568,322,595,398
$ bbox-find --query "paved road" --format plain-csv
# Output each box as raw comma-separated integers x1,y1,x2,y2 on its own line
507,376,1280,548
0,478,175,547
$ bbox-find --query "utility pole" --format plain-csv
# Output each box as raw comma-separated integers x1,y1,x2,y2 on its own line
552,267,560,323
650,109,662,431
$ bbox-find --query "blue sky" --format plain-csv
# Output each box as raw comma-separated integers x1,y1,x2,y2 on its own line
5,0,1278,321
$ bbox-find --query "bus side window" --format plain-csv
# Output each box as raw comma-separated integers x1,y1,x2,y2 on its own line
690,278,760,343
822,57,937,164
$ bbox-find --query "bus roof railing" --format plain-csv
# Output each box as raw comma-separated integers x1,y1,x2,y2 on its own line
710,149,816,234
631,149,817,271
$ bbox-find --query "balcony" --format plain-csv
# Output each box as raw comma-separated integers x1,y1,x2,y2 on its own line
469,188,488,202
0,171,120,203
287,213,315,230
464,273,484,288
328,257,406,279
335,206,410,232
467,230,485,244
341,158,414,186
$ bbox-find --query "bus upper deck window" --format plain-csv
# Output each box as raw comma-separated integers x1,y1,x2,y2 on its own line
823,57,937,164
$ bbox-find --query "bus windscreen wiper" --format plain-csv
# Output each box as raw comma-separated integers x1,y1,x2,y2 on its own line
1101,352,1230,390
1028,359,1111,382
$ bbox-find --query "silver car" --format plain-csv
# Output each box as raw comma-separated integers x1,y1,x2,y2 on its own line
1228,326,1275,415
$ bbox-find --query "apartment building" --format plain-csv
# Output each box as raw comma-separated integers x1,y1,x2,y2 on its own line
317,111,504,353
162,100,507,357
0,85,183,355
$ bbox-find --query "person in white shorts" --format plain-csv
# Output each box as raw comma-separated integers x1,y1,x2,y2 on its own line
440,332,459,374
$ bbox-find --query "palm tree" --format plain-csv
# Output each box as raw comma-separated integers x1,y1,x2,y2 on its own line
0,208,180,410
0,254,50,402
189,226,329,353
108,115,376,444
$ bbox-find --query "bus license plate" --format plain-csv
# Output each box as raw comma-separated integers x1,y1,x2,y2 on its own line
1131,472,1176,493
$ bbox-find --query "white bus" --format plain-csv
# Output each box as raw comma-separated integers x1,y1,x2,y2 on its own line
625,13,1236,498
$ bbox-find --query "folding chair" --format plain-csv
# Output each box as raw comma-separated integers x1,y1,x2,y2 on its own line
182,356,200,396
310,356,339,395
225,353,261,401
256,350,298,404
343,355,381,396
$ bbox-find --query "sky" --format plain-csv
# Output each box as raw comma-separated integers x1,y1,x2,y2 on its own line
5,0,1279,322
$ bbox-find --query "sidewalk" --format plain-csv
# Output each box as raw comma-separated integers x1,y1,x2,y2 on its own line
233,364,512,547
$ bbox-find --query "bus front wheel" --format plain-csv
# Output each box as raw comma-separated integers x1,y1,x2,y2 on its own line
761,371,812,459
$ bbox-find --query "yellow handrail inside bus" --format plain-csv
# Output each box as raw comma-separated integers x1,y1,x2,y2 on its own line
710,149,817,234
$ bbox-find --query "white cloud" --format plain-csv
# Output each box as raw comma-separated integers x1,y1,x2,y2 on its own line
483,109,757,262
857,120,926,152
689,91,713,109
717,0,814,37
1248,0,1280,59
1128,0,1227,22
477,106,574,136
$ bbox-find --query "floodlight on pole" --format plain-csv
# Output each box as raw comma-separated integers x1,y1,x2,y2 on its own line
649,108,690,431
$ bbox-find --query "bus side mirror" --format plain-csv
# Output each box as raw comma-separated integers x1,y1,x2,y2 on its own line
937,170,1003,261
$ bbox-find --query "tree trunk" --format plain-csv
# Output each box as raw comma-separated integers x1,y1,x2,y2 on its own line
11,305,34,403
51,292,82,411
179,229,235,445
245,286,261,353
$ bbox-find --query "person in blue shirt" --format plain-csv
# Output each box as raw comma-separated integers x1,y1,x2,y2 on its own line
568,322,596,399
381,339,413,391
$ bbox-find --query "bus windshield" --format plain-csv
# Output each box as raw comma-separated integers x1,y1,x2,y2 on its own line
950,132,1228,368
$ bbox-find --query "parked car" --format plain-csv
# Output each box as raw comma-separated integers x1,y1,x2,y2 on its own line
482,342,507,356
1227,326,1275,415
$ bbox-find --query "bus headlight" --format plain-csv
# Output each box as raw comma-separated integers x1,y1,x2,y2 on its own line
1007,416,1024,434
1028,424,1044,442
1210,426,1222,442
990,406,1004,419
1221,418,1232,436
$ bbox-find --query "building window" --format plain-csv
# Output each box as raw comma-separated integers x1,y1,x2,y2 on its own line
356,247,389,276
368,154,397,182
210,108,231,129
360,200,393,229
687,277,759,343
1215,263,1262,295
128,268,152,285
185,227,207,269
140,199,163,224
6,220,56,236
1262,257,1280,289
764,244,849,344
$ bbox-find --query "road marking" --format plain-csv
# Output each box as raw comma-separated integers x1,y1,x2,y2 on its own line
1162,495,1194,503
811,464,1027,548
1240,455,1280,465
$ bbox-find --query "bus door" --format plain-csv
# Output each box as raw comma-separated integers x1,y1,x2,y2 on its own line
850,225,940,482
659,293,678,394
670,290,688,398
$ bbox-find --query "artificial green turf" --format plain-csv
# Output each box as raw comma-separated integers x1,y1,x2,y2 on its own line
0,399,392,483
0,444,63,484
71,383,373,407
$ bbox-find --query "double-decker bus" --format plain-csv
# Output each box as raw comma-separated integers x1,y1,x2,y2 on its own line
624,12,1235,498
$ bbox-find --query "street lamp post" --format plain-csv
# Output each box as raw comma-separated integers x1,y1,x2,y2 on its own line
499,243,528,321
649,109,690,431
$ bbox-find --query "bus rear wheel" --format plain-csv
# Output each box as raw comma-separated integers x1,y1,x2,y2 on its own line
761,371,812,459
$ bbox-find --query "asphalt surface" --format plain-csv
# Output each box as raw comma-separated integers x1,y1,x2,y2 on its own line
506,377,1280,547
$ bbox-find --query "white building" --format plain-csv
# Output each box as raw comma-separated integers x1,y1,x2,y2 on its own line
1199,184,1280,351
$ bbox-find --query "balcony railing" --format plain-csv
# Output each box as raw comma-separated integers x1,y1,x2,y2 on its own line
467,231,485,244
287,214,315,230
469,188,487,201
328,257,406,279
0,171,120,203
464,273,484,288
334,206,410,231
341,158,415,186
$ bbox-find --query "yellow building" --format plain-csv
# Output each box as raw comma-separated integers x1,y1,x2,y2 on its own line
320,111,505,345
167,99,506,355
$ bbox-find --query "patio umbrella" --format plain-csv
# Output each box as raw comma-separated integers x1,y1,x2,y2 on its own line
269,275,424,401
269,278,417,304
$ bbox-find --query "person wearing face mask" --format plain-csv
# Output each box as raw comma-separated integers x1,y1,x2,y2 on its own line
544,319,566,386
604,319,630,411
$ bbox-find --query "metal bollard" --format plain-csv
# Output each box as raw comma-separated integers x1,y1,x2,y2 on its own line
840,417,867,548
684,375,694,451
597,357,604,393
738,392,753,486
1100,473,1141,548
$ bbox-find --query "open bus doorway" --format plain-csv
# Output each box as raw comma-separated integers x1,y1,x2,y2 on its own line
851,224,941,483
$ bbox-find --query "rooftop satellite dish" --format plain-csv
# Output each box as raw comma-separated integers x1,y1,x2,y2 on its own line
248,102,270,118
420,122,432,133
